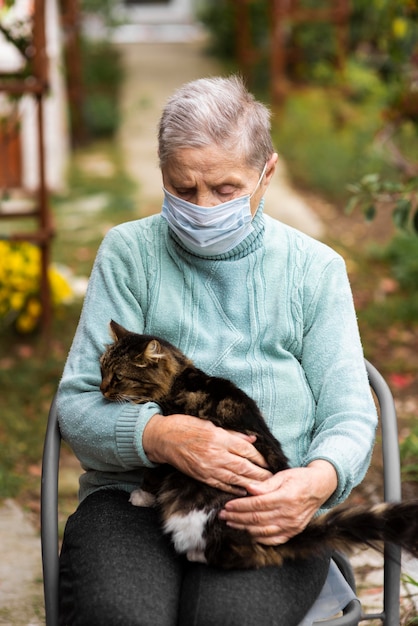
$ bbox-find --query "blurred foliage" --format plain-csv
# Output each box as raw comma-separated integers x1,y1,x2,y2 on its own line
0,1,34,60
358,233,418,327
200,0,418,87
371,234,418,291
346,174,418,234
271,85,391,201
199,1,268,62
200,0,418,231
0,301,82,498
64,1,125,141
399,425,418,483
81,40,124,138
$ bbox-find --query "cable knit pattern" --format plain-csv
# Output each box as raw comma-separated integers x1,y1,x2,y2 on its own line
58,204,377,505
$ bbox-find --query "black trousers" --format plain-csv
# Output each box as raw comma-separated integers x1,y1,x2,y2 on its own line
59,490,330,626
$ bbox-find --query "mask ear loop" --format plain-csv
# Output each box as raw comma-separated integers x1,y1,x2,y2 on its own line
249,162,268,221
250,162,268,199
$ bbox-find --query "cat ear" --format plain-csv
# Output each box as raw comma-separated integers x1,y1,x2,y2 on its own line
142,339,165,365
109,320,129,341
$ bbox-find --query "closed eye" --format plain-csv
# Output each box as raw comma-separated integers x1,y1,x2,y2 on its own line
172,184,241,202
174,187,196,200
216,184,238,197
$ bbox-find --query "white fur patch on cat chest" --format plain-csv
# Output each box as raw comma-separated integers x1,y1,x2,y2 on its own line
163,509,216,563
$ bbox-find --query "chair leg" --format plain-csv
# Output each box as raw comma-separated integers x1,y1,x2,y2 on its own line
41,394,61,626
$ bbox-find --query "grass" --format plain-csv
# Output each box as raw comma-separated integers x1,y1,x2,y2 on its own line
52,141,138,272
272,88,382,200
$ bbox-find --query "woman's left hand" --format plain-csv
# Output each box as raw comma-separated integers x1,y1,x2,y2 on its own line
218,460,338,545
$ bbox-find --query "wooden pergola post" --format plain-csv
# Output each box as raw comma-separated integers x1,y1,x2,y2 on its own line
270,0,351,104
0,0,54,336
269,0,292,105
231,0,257,86
60,0,86,146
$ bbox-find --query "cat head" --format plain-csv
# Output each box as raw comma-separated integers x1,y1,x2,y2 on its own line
99,320,189,404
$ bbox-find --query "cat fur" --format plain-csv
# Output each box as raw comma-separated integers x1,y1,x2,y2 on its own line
99,320,418,570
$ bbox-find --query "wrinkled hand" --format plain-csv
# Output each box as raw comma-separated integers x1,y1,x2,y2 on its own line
143,413,272,495
218,461,338,544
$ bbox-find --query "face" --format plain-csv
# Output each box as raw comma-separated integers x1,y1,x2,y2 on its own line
161,145,278,216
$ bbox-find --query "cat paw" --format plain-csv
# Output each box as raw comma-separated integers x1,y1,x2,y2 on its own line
129,489,156,507
186,549,207,564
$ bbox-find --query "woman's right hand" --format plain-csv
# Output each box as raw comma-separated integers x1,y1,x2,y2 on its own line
142,413,272,495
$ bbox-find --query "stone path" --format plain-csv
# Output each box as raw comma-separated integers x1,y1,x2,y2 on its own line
0,500,44,625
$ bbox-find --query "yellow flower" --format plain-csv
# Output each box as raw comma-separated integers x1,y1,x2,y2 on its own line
49,267,73,305
16,312,39,334
0,242,74,333
10,292,25,311
26,297,42,318
392,17,408,39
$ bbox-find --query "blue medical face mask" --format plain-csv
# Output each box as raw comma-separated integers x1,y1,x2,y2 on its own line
161,163,267,256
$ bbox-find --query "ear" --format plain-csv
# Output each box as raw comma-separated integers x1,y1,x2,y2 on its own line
263,152,278,187
143,339,165,364
109,320,129,341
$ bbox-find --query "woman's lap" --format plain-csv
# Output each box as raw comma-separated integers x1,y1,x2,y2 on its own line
59,490,330,626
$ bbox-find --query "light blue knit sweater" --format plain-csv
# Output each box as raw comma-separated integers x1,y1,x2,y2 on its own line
58,203,377,504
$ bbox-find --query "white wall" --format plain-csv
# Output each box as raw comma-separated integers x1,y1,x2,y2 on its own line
0,0,69,192
117,0,197,24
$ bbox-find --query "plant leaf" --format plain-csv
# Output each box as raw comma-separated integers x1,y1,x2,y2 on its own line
413,208,418,235
346,183,362,194
345,196,358,215
363,204,376,222
361,173,380,186
361,173,380,193
392,198,411,230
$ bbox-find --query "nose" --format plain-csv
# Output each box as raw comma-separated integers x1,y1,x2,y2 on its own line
194,191,219,207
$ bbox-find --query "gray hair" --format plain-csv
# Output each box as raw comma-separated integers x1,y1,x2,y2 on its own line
158,76,274,171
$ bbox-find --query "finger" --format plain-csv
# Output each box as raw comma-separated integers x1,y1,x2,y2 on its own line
219,503,277,526
256,535,290,546
223,492,276,513
240,445,270,470
244,447,270,470
222,519,290,544
239,463,272,482
223,453,272,483
227,435,270,470
209,482,248,496
230,431,257,443
246,470,289,495
216,466,271,492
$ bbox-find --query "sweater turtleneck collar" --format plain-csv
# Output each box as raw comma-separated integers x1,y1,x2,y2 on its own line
165,199,266,261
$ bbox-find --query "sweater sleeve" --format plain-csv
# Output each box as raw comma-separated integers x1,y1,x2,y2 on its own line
300,255,378,507
57,226,161,472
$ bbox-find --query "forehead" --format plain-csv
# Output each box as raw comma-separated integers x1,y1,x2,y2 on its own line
162,146,259,185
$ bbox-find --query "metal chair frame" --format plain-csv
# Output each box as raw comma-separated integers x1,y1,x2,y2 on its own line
41,360,402,626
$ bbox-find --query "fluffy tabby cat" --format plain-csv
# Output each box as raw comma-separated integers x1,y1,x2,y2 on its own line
99,320,418,570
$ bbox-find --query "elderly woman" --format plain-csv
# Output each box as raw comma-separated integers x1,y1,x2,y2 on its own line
58,76,377,626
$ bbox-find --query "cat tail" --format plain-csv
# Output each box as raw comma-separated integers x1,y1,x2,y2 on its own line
279,501,418,561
